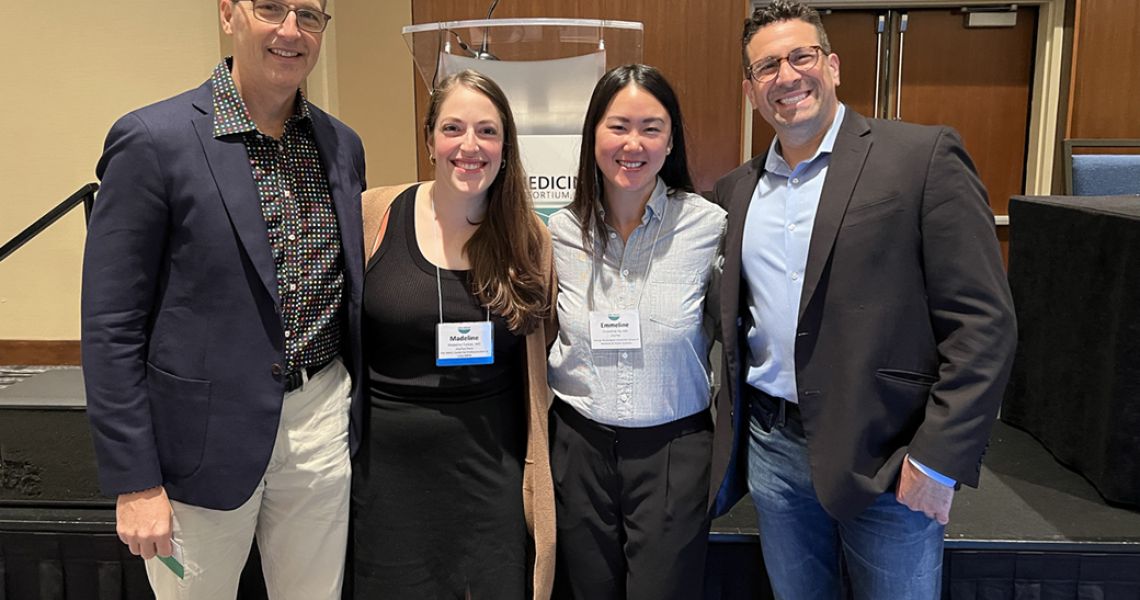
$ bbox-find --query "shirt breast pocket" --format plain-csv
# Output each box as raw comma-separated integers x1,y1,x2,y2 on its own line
646,269,704,329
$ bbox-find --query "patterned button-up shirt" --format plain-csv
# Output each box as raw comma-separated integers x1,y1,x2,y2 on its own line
548,179,727,427
211,58,344,372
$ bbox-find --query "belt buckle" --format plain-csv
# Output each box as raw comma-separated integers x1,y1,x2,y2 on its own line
750,388,786,432
285,369,304,392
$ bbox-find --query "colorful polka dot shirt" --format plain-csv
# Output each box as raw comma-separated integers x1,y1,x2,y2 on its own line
211,58,344,373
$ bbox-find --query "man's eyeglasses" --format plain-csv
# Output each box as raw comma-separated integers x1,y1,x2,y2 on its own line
236,0,331,34
747,46,825,83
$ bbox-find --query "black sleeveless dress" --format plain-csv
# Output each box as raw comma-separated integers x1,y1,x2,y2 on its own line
352,186,526,599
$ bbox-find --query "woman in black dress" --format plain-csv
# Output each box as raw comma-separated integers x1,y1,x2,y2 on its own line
352,70,555,599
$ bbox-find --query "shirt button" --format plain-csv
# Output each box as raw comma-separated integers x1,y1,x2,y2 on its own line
271,363,283,376
792,178,800,184
621,269,629,277
288,283,297,291
788,223,796,231
609,232,617,239
284,330,292,338
791,272,800,281
283,190,292,199
288,234,296,241
621,352,628,359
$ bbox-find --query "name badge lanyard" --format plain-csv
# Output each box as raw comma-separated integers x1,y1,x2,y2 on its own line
587,198,669,350
435,265,495,366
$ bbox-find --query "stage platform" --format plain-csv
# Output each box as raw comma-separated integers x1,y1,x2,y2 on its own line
707,421,1140,598
711,421,1140,552
3,368,1140,598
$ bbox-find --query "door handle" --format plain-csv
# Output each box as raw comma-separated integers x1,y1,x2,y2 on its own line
896,12,909,120
875,13,886,118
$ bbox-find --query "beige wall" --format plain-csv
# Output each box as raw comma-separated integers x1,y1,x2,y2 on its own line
0,3,221,339
333,1,418,187
0,2,418,341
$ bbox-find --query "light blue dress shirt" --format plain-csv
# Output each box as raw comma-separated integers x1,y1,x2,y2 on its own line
742,104,846,402
741,105,953,487
548,179,727,428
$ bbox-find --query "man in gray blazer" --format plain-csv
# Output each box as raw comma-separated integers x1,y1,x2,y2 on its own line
82,1,365,598
708,2,1016,597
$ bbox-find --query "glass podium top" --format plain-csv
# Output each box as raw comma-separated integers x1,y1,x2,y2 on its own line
402,18,644,89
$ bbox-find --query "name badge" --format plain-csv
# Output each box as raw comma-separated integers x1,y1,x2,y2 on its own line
589,310,643,350
436,321,495,366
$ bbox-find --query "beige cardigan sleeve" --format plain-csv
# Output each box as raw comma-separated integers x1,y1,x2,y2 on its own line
361,184,417,261
523,221,557,600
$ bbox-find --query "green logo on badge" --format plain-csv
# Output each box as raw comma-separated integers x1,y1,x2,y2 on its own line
608,314,621,321
458,327,471,334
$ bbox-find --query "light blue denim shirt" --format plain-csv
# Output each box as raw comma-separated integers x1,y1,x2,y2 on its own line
548,178,727,428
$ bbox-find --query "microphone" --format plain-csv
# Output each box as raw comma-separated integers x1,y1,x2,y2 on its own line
446,29,479,58
476,0,501,60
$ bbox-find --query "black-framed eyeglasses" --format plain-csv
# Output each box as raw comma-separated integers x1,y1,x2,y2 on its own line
747,45,825,83
235,0,331,33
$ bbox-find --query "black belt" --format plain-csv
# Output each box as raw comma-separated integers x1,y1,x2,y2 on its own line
285,358,335,393
745,385,801,430
552,397,712,445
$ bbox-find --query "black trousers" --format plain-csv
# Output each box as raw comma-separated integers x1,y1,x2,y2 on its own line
550,398,713,600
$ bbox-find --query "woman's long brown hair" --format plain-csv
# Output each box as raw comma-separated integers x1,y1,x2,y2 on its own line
424,70,548,334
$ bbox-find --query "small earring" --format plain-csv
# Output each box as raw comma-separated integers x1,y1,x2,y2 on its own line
429,154,436,165
666,147,672,155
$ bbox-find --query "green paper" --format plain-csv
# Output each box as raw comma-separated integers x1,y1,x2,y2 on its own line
157,553,184,579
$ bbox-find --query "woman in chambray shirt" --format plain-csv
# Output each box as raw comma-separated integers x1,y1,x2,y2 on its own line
547,64,726,599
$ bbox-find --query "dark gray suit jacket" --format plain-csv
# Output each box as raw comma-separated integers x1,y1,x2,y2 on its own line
82,80,366,510
709,109,1016,521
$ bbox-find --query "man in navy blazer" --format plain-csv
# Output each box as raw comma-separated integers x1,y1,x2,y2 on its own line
81,1,365,597
708,2,1016,598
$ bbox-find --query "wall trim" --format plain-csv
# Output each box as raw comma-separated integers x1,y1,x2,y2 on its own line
1025,0,1067,195
0,341,81,366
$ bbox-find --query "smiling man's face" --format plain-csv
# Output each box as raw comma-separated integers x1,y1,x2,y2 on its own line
743,18,841,147
220,0,325,100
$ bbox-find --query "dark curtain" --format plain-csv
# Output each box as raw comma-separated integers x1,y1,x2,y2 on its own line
1003,195,1140,507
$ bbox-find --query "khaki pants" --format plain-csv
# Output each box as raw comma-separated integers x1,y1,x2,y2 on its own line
145,358,352,600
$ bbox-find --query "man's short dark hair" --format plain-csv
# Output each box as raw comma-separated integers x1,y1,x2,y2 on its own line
742,1,832,74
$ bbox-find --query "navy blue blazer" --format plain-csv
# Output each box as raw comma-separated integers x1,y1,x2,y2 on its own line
708,110,1016,521
82,80,366,510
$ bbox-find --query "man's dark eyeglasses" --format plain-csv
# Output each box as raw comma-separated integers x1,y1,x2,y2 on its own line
235,0,331,34
747,46,825,83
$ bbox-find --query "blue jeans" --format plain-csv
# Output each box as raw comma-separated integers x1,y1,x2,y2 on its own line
747,397,944,600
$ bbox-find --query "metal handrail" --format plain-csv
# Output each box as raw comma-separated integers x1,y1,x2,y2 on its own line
0,183,98,263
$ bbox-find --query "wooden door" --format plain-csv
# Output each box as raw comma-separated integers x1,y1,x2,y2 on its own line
897,7,1038,216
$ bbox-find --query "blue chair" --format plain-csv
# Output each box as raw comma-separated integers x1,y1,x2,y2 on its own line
1064,139,1140,196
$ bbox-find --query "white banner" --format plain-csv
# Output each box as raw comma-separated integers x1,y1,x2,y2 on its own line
518,134,581,216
